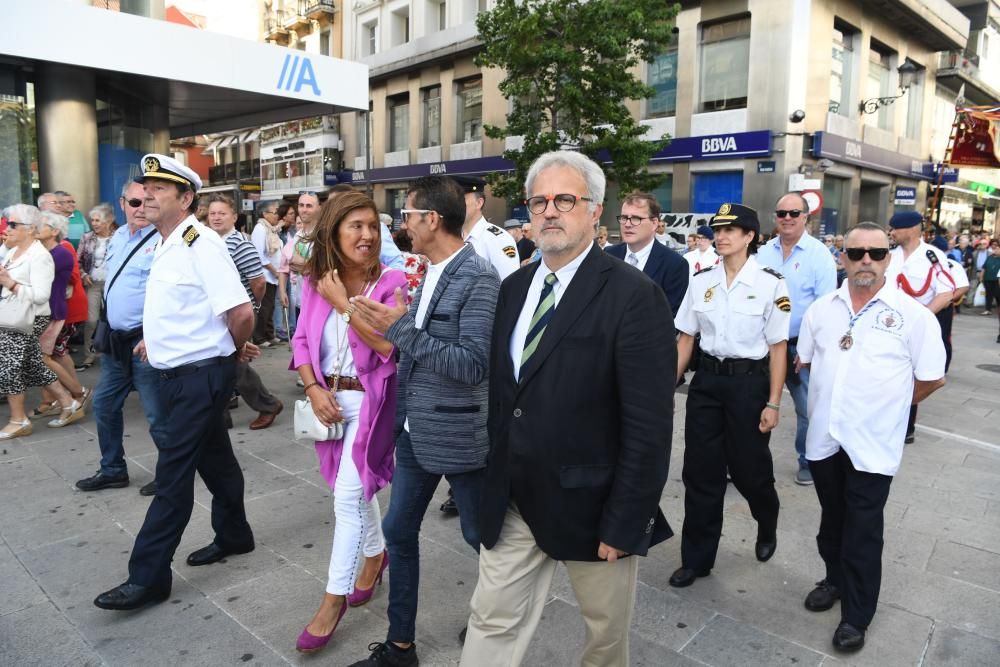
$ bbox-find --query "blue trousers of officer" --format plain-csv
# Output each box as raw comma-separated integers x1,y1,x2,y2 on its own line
127,359,254,588
681,369,780,571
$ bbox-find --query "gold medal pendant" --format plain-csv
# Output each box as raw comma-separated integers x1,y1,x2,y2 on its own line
839,333,853,351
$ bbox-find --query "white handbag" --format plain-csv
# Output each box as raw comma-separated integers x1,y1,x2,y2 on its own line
0,284,33,334
293,396,345,442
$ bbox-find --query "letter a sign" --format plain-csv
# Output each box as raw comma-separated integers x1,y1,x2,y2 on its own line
277,54,322,97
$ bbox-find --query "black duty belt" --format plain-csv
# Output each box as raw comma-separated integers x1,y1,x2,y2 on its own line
160,353,237,379
698,353,769,376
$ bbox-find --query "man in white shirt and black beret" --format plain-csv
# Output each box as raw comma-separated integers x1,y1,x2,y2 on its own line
796,222,946,653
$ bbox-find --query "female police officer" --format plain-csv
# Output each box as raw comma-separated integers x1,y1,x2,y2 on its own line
670,203,790,588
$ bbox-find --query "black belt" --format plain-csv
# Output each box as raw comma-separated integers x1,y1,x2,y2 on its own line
698,353,769,376
111,326,143,342
788,336,798,346
160,353,236,379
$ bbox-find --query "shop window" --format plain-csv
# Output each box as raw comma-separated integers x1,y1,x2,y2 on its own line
699,16,750,112
422,86,441,148
647,35,678,118
691,172,743,214
388,94,409,153
865,41,893,131
821,175,848,235
830,20,858,116
456,78,483,143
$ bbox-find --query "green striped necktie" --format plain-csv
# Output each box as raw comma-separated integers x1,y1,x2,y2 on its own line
521,273,558,370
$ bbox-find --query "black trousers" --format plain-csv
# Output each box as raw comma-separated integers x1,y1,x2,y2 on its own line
809,449,892,629
252,283,277,344
681,370,780,571
935,306,953,373
127,359,254,588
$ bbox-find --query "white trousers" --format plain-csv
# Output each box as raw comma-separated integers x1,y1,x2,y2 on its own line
326,390,385,595
461,505,639,667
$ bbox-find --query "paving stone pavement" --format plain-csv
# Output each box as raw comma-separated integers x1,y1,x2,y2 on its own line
1,312,998,666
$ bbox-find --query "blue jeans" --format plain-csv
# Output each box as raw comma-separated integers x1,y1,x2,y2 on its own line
382,430,484,643
92,349,168,476
787,342,810,468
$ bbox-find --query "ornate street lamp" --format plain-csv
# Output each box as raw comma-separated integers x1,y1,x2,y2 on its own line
859,60,919,115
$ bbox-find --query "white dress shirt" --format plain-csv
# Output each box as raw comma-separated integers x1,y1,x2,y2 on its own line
887,242,955,307
797,282,946,475
624,237,656,272
509,243,590,381
465,217,519,280
674,255,790,360
684,247,720,276
144,216,249,369
414,245,465,329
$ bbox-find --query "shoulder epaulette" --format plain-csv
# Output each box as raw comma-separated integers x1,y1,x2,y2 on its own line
694,266,715,276
182,225,199,246
925,248,940,265
761,266,784,279
486,225,503,236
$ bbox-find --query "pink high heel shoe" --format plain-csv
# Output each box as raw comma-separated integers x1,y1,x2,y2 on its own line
295,599,347,653
347,551,389,607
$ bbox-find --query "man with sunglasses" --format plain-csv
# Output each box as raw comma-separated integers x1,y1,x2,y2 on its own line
886,210,955,444
796,222,945,653
757,193,837,485
75,180,164,496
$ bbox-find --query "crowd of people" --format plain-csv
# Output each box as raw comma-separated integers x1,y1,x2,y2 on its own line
0,147,990,665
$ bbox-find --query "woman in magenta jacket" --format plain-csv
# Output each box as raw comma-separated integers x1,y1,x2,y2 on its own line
289,191,407,653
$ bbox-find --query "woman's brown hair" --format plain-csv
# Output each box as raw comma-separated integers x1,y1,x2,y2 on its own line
305,191,382,285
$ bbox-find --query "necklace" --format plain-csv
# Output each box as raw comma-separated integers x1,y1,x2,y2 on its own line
839,298,879,350
330,278,371,376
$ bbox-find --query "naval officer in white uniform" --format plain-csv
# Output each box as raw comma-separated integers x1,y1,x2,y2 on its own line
455,175,519,280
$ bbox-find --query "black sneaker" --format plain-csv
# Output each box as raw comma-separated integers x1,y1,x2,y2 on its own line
76,471,129,491
904,432,915,444
348,641,419,667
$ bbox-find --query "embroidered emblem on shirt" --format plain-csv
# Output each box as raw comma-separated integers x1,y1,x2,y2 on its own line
503,245,517,258
182,225,200,246
775,296,791,312
704,287,714,303
873,307,904,334
487,225,503,236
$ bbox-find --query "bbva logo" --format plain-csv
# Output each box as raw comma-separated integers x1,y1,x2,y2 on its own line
277,54,322,96
701,136,738,154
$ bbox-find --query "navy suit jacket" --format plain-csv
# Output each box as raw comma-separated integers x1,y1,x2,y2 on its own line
606,240,689,315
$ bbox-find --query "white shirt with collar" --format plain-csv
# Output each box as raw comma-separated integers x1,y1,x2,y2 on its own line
143,216,250,370
887,241,955,307
674,255,790,360
414,244,466,329
465,216,519,280
624,237,656,272
684,246,720,276
797,281,945,476
509,243,590,381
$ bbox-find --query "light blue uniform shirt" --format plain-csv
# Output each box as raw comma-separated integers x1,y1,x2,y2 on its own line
757,233,837,338
104,224,159,331
380,222,405,270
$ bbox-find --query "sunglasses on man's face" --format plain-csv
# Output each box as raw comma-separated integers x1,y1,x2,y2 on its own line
123,198,143,208
844,247,889,261
775,209,803,219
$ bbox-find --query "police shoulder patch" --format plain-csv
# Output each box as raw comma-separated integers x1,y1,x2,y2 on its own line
775,295,792,313
761,266,784,280
693,266,715,276
182,225,200,246
503,245,517,258
486,225,504,237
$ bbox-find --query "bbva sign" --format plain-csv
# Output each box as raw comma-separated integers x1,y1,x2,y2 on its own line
277,54,322,96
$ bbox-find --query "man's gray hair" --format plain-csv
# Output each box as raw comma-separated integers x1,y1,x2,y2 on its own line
37,192,56,208
89,202,115,223
39,210,69,240
844,221,889,244
524,151,605,212
3,204,42,229
120,180,138,198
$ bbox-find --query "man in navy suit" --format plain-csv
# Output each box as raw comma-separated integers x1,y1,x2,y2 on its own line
606,193,689,313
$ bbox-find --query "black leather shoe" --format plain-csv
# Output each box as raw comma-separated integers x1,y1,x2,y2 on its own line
76,471,129,491
755,537,777,562
805,579,840,611
186,541,254,567
668,567,711,588
94,582,170,610
439,491,458,516
832,621,865,652
139,480,157,496
348,641,419,667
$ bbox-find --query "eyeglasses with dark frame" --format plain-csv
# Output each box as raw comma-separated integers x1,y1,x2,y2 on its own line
525,193,593,215
844,247,890,261
615,215,652,226
775,209,803,219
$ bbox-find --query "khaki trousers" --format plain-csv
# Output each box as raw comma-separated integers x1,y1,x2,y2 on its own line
461,505,639,667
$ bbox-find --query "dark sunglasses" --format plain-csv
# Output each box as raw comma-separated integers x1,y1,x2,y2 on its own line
844,247,889,261
122,197,143,208
7,220,22,229
775,209,803,219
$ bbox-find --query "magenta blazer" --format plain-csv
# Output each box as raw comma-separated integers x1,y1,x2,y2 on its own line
290,266,408,501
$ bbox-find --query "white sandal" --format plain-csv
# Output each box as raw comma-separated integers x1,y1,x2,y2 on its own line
48,400,84,428
0,419,33,439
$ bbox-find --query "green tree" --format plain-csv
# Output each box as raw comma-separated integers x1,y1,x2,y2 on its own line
475,0,680,204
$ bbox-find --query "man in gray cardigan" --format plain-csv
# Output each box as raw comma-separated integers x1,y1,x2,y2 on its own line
348,175,500,667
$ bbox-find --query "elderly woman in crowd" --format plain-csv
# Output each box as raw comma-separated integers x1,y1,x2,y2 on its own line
0,205,81,439
291,192,407,653
76,202,118,369
32,211,89,425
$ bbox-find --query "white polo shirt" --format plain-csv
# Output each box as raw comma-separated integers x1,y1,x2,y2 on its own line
797,282,946,476
684,247,719,276
674,256,790,360
144,216,250,369
887,242,955,307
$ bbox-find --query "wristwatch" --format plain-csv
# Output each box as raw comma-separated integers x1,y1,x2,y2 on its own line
342,305,355,323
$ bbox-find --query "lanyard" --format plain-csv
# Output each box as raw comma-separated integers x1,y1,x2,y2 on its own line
839,298,879,351
896,250,956,297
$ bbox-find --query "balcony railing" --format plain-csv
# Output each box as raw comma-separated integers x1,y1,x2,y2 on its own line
304,0,336,18
938,50,980,77
283,2,310,30
264,10,290,38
